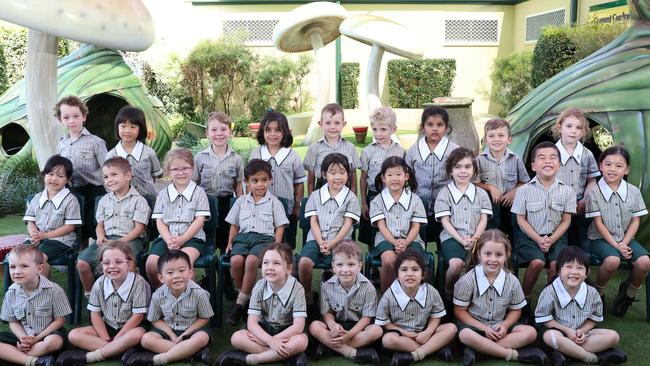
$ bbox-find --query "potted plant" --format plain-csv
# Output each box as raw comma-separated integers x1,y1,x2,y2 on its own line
353,126,368,143
248,122,260,136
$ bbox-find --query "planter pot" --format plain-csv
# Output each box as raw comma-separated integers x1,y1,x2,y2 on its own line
354,132,367,143
287,112,312,136
248,123,260,136
424,97,479,154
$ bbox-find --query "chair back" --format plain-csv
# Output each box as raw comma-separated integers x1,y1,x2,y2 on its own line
204,196,219,250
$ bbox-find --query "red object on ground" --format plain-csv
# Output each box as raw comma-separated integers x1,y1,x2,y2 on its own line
352,126,368,133
0,234,28,261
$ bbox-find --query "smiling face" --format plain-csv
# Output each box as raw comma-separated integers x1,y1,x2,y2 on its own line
531,147,560,180
8,252,42,287
324,163,348,192
422,115,447,145
484,126,511,155
44,165,70,195
261,249,290,285
168,158,193,187
600,153,629,186
559,259,588,291
206,119,231,148
263,120,283,149
479,240,508,276
319,111,345,141
59,104,86,135
371,121,396,145
118,120,140,144
245,171,272,199
382,165,408,193
558,116,586,146
101,248,131,284
158,257,193,295
397,259,423,291
332,252,361,287
102,165,131,195
451,157,475,185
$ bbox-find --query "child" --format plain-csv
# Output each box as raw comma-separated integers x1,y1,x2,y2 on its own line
298,153,360,312
55,95,107,240
105,105,163,199
145,148,211,287
535,246,627,366
585,146,650,316
249,111,306,248
193,111,245,251
303,103,361,194
369,156,428,292
124,250,213,366
309,240,383,363
475,118,529,236
434,147,492,299
218,243,308,366
58,241,150,365
405,106,459,244
0,244,72,366
359,107,405,245
454,229,547,366
24,154,82,277
376,250,456,366
224,159,289,326
77,157,151,295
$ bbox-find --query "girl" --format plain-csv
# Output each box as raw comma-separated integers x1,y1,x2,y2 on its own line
585,146,650,316
434,147,492,299
58,241,150,365
535,246,627,366
193,111,245,251
298,153,360,313
218,242,308,366
105,105,163,199
369,156,428,292
24,154,81,277
249,111,306,248
55,95,107,241
454,229,546,366
405,106,459,244
145,148,211,287
376,250,456,366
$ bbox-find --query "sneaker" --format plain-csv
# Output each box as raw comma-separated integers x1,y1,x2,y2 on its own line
225,303,244,326
517,347,547,365
354,347,380,364
463,347,476,366
216,350,248,366
596,348,627,364
612,281,636,316
55,350,86,366
551,350,566,366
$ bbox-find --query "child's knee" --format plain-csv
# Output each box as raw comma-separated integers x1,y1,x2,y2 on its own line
191,331,210,347
294,334,308,351
230,330,248,347
634,255,650,272
366,324,383,339
245,255,259,269
76,260,91,273
543,330,563,348
529,259,545,271
231,255,244,267
448,259,464,273
308,320,325,334
141,332,159,347
43,333,64,350
603,256,621,270
439,322,458,335
146,255,159,268
299,257,314,270
381,333,399,348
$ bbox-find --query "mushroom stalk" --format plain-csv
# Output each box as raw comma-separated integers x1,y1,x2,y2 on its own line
303,29,330,145
25,29,63,169
366,44,385,113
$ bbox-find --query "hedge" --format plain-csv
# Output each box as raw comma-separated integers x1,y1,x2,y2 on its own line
340,62,360,109
387,59,455,108
531,30,578,87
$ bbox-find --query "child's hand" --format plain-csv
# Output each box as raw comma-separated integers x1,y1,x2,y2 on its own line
17,340,32,352
617,243,633,260
576,199,586,215
361,204,369,220
570,329,586,344
225,242,233,254
268,337,291,357
487,185,503,204
96,235,107,246
501,189,517,207
414,331,430,345
493,324,507,338
167,236,180,250
320,240,330,255
395,239,406,252
329,323,345,338
18,335,35,348
483,325,501,341
537,236,551,252
403,330,417,339
29,231,44,244
462,236,474,250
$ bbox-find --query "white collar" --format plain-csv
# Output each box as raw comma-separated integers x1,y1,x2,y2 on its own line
244,191,273,204
448,182,476,204
260,145,291,166
597,178,628,202
115,141,144,162
319,184,350,206
418,135,449,161
262,275,297,306
556,140,584,165
552,277,588,309
39,188,70,209
167,180,197,202
390,280,428,311
103,272,135,301
475,265,506,296
381,188,411,210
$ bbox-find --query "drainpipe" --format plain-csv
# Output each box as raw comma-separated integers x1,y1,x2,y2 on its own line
570,0,578,25
336,1,342,104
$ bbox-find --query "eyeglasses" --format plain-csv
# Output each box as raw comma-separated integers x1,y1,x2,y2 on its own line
169,167,193,174
101,259,132,266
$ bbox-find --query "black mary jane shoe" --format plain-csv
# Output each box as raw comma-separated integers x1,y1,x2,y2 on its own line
551,350,566,366
55,350,86,366
35,355,55,366
463,347,477,366
517,347,548,365
434,346,453,362
124,351,155,366
354,347,380,364
596,348,628,365
216,350,248,366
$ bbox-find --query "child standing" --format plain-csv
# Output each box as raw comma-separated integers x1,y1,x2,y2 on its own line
376,250,456,366
193,111,245,251
405,106,460,244
454,229,546,366
105,105,163,199
585,146,650,316
370,157,428,292
58,241,150,365
0,244,71,366
535,246,627,366
309,240,383,363
224,159,289,326
146,149,211,287
24,155,82,277
303,103,361,194
219,243,308,366
434,148,492,299
248,111,306,248
298,153,360,312
76,157,151,295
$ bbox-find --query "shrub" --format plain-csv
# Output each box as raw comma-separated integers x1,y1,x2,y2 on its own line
0,46,7,95
0,161,42,216
340,62,360,109
531,29,578,87
386,59,456,108
490,51,533,116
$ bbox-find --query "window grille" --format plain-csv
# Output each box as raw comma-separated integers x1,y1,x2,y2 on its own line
444,19,499,44
223,19,279,45
526,9,566,42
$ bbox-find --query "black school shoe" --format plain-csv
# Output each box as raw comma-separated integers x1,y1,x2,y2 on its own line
517,347,548,365
193,346,211,364
596,348,628,365
216,350,248,366
55,350,86,366
390,352,414,366
434,346,453,362
355,347,380,364
551,350,566,366
124,351,155,366
612,281,636,317
35,355,55,366
225,303,245,326
121,348,138,365
286,352,307,366
463,347,477,366
314,343,335,360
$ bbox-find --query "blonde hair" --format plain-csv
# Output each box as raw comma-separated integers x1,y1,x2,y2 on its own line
9,243,44,265
551,108,591,142
163,148,194,172
206,111,232,130
466,229,512,271
483,118,511,136
98,241,137,272
369,107,396,129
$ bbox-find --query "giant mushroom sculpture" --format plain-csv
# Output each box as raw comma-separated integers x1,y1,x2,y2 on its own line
273,1,348,145
0,0,155,168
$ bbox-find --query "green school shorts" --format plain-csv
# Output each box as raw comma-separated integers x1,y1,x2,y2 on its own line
231,232,275,258
590,239,649,263
300,240,332,267
440,238,469,262
517,232,568,264
370,240,424,259
77,235,145,270
149,237,206,257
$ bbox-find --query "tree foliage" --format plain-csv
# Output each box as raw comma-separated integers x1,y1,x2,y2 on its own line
387,59,456,108
490,51,533,116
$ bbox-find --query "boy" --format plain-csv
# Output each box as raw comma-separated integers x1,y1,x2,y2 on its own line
511,141,576,319
124,250,213,366
303,103,361,194
475,118,530,236
76,157,151,295
309,240,383,363
0,244,72,366
224,159,290,325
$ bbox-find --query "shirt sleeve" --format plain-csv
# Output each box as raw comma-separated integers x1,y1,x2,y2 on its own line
95,137,108,168
478,188,493,217
534,286,555,324
433,190,452,220
64,195,83,226
248,281,264,316
193,189,211,218
292,283,307,318
511,186,527,215
369,196,384,225
150,150,163,177
151,190,166,219
374,293,391,326
225,197,242,225
192,157,201,183
23,196,37,222
344,195,361,223
196,289,214,319
236,155,245,182
428,286,447,318
131,276,150,314
589,289,604,323
303,145,316,171
349,144,361,169
0,291,16,322
586,151,601,179
272,198,290,227
304,192,318,218
509,277,527,310
87,279,103,312
147,291,163,322
292,151,307,184
360,148,370,172
631,186,648,217
516,156,531,183
319,283,331,315
361,284,378,318
132,196,151,225
411,195,428,224
564,189,577,214
51,286,72,318
584,190,601,218
95,196,108,224
452,272,473,307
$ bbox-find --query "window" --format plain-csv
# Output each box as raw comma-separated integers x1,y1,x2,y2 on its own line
525,8,566,42
444,18,499,45
222,19,279,46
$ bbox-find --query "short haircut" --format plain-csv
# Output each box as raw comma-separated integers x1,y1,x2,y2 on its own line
393,249,427,283
552,108,591,141
444,147,478,180
244,159,272,180
531,141,560,161
332,240,362,262
257,111,293,147
206,111,232,130
483,118,511,136
114,106,148,142
321,103,344,120
157,249,192,273
261,242,293,268
163,148,194,172
98,240,137,272
556,245,590,274
9,243,44,265
598,145,630,165
103,156,132,174
420,106,450,134
42,154,73,181
54,95,88,120
370,107,396,128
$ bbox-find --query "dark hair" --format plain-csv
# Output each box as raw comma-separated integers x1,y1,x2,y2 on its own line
531,141,561,162
419,106,450,134
374,156,418,192
393,250,427,283
114,106,148,142
257,111,293,147
320,103,344,120
261,242,293,269
331,239,362,262
444,147,478,180
598,145,630,165
318,153,350,188
466,229,512,271
244,159,272,180
157,250,192,273
42,154,73,182
103,156,132,174
555,246,590,279
54,95,88,119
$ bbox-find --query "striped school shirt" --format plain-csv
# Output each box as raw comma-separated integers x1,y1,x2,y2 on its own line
225,192,289,236
369,188,428,248
23,188,82,247
476,148,530,193
556,141,600,200
151,181,211,241
87,272,151,329
320,273,377,322
535,277,603,330
193,145,244,197
95,187,150,238
375,280,446,332
360,142,405,192
148,280,214,331
249,275,307,327
304,184,360,242
57,128,107,187
106,141,163,198
434,182,493,243
511,177,577,235
303,137,361,176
